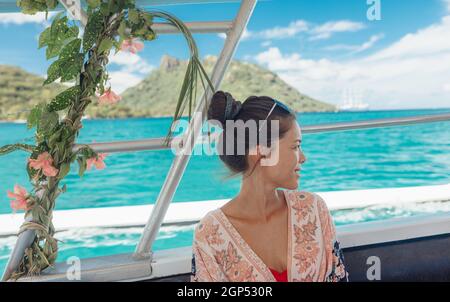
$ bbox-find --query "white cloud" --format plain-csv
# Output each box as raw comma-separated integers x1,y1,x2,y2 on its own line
0,12,54,26
309,20,366,41
254,20,309,40
352,34,384,53
109,51,154,74
324,34,384,54
218,19,363,42
108,71,144,94
254,14,450,110
218,20,308,41
365,16,450,61
108,51,155,94
443,83,450,92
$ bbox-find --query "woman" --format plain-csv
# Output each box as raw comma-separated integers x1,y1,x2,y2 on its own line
190,91,348,282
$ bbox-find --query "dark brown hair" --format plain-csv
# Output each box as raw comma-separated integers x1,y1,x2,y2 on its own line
207,90,296,179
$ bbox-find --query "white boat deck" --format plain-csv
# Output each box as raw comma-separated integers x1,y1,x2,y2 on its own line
1,183,449,237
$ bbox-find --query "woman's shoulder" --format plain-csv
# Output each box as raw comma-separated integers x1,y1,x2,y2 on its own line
285,189,327,208
285,190,331,224
193,208,228,248
193,209,221,236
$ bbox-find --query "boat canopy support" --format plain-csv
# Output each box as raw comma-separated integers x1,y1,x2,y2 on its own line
2,0,450,280
134,0,258,259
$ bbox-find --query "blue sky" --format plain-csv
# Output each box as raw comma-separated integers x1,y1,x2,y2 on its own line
0,0,449,109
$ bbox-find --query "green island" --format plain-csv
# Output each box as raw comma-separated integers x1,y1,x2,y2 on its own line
0,54,336,121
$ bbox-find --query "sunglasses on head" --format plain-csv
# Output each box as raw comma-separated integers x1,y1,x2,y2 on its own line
258,99,294,133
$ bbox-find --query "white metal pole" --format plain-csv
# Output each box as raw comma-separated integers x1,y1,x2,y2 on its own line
133,0,258,259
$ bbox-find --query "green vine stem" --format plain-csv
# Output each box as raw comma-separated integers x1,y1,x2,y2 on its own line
2,0,214,280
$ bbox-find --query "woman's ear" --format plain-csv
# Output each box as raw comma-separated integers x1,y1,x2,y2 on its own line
259,142,280,167
258,145,271,158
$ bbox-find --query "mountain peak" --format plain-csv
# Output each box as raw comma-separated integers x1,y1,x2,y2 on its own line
119,58,336,117
203,55,218,64
160,54,180,71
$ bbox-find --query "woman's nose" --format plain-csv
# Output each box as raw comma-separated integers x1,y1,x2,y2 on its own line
299,151,306,164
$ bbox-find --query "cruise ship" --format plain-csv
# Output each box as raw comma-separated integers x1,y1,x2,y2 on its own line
1,0,450,282
338,88,370,112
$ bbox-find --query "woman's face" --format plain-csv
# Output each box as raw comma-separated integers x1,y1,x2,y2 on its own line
260,121,306,190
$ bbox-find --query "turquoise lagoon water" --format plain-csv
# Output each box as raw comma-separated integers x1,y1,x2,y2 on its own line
1,108,450,273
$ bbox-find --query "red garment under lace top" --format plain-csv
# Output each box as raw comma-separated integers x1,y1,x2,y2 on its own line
269,268,288,282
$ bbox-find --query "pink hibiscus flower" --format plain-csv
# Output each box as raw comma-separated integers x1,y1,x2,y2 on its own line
28,152,59,177
98,89,122,105
86,153,108,170
120,38,144,54
7,184,29,211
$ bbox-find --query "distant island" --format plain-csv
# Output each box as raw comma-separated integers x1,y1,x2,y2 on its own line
0,55,336,121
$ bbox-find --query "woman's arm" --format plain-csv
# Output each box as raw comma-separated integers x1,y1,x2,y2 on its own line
190,222,227,282
315,193,349,282
191,240,215,282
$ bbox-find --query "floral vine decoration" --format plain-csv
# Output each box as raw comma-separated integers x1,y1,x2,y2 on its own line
0,0,214,280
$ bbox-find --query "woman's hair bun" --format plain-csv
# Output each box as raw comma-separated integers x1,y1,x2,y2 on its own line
208,91,242,127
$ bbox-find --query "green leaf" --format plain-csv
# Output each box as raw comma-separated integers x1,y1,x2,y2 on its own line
50,15,68,36
45,16,79,60
48,134,59,150
38,110,59,136
86,65,97,82
55,141,65,160
143,12,153,24
100,2,110,16
77,157,87,177
17,0,47,14
47,86,80,112
87,0,101,8
144,28,156,41
58,162,71,179
45,0,58,10
68,26,80,40
0,143,34,156
83,11,104,52
27,104,45,129
128,9,140,24
112,40,122,54
108,0,120,14
26,160,39,181
46,41,62,60
118,19,128,40
98,37,114,54
46,16,67,59
38,27,51,49
59,38,81,61
125,0,135,9
43,60,61,85
133,26,146,36
60,53,84,82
